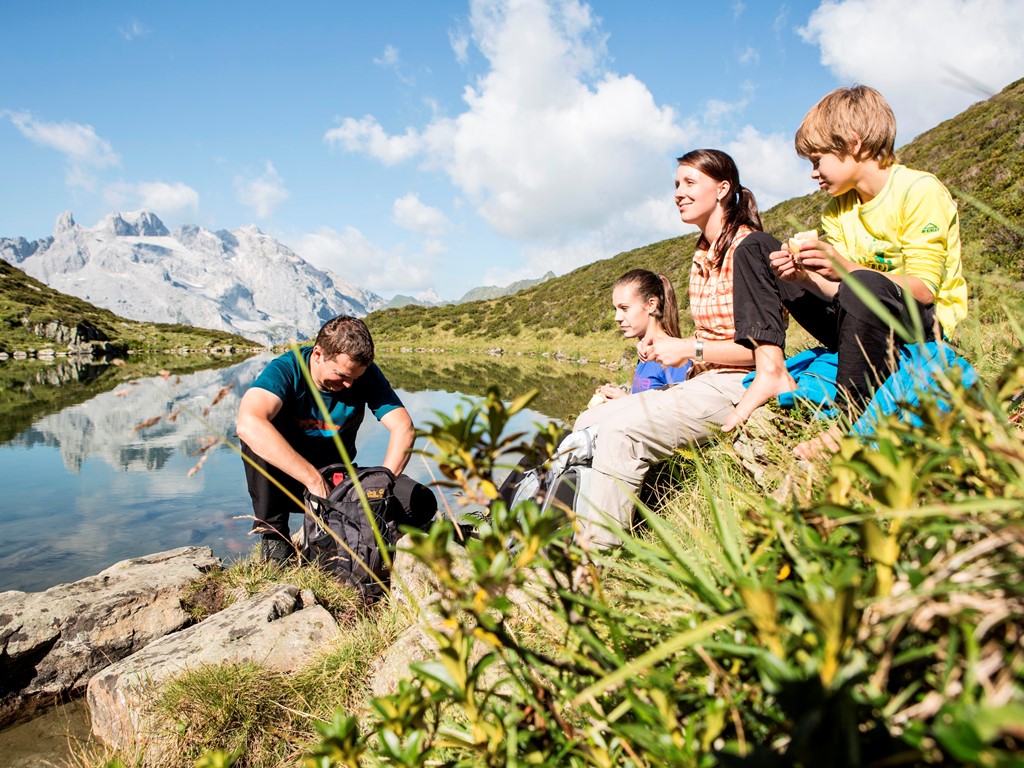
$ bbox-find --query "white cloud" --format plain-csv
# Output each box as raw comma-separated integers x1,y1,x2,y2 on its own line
449,26,470,64
5,111,119,190
374,44,415,85
725,126,816,209
486,192,683,288
235,162,289,219
104,181,200,217
324,116,424,165
392,194,451,237
295,226,435,295
374,44,400,68
119,19,150,41
739,46,759,66
800,0,1024,139
136,181,200,215
326,0,689,241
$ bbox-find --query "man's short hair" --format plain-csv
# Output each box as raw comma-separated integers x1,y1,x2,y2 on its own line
795,84,897,168
315,315,375,366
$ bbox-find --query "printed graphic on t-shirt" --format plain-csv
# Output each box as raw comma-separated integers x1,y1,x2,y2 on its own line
298,418,342,434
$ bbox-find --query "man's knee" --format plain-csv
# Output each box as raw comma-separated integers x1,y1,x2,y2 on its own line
391,474,438,530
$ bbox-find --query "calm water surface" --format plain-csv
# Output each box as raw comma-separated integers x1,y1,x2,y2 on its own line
0,353,566,593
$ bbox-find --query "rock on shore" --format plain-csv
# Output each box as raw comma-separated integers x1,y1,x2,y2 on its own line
0,547,220,729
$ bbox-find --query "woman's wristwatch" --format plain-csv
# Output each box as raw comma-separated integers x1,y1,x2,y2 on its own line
694,337,704,363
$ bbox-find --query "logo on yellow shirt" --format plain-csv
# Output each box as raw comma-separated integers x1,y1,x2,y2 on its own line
921,222,939,234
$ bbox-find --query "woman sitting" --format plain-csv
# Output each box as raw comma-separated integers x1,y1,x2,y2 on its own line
573,149,783,549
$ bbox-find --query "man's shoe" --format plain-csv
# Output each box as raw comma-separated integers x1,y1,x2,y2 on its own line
260,538,295,566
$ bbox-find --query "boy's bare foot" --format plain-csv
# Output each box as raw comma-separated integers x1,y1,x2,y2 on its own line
722,369,797,432
793,424,844,460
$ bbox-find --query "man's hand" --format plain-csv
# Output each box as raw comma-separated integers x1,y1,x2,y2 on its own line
770,246,806,282
305,473,331,499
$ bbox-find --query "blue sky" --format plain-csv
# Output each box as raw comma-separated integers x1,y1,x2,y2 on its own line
2,0,1023,301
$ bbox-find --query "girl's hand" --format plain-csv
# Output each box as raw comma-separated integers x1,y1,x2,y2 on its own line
596,383,626,400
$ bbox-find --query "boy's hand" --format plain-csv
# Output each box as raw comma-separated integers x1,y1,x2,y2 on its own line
770,246,806,282
789,238,851,283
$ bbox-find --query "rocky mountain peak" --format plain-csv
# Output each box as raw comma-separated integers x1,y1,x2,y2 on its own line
54,210,77,234
2,211,385,346
100,211,170,237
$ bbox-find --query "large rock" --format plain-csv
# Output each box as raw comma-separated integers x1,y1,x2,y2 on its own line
0,546,220,728
87,583,338,751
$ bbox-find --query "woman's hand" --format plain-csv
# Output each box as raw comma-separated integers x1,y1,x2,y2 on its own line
645,336,693,367
636,339,650,362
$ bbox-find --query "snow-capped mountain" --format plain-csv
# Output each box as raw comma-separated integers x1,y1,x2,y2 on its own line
0,211,386,346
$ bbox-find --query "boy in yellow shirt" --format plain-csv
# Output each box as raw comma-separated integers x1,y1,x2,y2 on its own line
724,85,968,456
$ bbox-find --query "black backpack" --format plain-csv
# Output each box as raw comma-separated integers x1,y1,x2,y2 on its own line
303,464,397,602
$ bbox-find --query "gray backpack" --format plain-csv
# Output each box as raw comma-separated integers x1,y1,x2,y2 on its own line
498,426,599,536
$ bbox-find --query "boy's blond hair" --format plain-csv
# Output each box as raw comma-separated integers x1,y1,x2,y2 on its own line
795,84,898,168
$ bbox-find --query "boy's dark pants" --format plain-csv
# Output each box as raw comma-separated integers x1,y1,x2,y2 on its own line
732,242,939,415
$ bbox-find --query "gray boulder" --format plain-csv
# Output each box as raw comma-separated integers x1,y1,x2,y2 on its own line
0,546,220,728
87,583,338,752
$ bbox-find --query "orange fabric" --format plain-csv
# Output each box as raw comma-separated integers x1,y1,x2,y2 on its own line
688,226,755,376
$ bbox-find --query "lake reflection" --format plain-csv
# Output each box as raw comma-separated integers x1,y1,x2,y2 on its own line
0,352,604,593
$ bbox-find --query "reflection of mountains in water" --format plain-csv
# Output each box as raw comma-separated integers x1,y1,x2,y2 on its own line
378,353,605,423
10,355,272,474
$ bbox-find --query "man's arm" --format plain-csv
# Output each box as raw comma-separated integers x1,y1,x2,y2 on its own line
236,387,329,497
378,407,415,476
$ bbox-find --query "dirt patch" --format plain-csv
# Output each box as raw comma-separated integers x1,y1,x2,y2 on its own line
180,579,227,621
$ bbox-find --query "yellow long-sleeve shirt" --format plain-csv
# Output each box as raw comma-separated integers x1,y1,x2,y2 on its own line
822,164,968,337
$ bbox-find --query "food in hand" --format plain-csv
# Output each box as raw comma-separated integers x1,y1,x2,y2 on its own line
588,392,607,409
787,230,817,263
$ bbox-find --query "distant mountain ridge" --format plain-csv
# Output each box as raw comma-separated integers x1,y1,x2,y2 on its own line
458,271,556,303
0,211,386,346
382,272,557,309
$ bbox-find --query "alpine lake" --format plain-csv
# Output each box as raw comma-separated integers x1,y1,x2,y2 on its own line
0,348,609,764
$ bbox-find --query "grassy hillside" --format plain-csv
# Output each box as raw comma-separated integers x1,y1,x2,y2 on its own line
367,77,1024,364
0,258,258,355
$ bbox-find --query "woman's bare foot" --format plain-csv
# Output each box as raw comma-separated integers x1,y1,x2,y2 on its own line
722,369,797,432
793,424,844,460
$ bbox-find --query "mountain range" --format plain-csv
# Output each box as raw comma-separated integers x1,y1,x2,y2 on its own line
0,211,385,346
381,272,556,309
